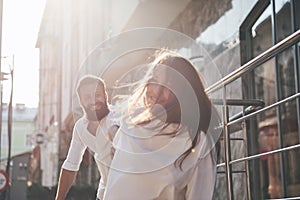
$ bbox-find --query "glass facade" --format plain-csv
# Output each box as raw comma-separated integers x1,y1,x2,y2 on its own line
193,0,300,199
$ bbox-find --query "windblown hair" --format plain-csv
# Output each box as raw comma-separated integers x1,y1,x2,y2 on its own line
128,51,212,169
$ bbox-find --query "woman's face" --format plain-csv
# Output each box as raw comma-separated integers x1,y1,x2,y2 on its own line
145,83,172,107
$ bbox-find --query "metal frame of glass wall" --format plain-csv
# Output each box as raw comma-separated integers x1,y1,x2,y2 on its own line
241,0,299,199
207,24,300,200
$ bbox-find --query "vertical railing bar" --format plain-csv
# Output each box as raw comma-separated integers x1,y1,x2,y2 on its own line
290,0,300,142
271,0,287,197
241,109,251,200
223,86,234,200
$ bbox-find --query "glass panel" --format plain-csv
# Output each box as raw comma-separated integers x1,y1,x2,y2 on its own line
258,107,281,198
274,0,293,43
243,0,300,199
197,0,257,46
251,4,273,57
196,0,257,75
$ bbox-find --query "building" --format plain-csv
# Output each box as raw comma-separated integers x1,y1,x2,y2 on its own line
9,152,31,200
0,103,37,162
0,104,37,199
36,0,300,199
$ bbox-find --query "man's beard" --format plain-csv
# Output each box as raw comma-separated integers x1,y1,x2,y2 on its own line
83,102,109,121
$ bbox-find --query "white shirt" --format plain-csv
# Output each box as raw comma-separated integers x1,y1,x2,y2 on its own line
104,119,217,200
62,113,115,199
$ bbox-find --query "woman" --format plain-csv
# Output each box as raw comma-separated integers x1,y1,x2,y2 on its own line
104,51,220,200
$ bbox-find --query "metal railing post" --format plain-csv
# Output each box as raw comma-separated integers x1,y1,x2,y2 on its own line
222,87,234,200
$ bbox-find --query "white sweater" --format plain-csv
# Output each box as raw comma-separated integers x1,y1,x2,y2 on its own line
104,119,217,200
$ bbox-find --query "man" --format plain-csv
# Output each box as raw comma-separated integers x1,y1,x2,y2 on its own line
55,75,118,200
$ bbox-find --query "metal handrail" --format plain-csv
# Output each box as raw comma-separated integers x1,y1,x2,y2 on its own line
215,93,300,168
205,29,300,94
211,99,265,107
227,93,300,126
216,93,300,168
212,99,265,133
217,143,300,168
207,29,300,200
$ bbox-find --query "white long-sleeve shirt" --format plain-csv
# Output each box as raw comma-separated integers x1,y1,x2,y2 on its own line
104,119,217,200
62,113,115,199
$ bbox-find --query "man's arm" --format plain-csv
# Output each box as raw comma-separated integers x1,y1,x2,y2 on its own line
108,125,119,159
55,118,87,200
55,169,77,200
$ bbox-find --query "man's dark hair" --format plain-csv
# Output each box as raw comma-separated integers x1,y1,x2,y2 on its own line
76,75,106,97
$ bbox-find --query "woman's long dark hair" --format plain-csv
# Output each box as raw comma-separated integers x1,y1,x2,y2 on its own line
129,51,212,169
158,53,212,169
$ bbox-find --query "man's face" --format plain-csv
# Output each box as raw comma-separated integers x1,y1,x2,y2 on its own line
79,83,109,121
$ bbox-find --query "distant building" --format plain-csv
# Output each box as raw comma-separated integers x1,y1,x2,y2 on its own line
0,103,37,162
9,152,32,200
0,104,37,199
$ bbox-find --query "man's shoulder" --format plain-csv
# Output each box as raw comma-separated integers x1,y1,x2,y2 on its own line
105,105,121,126
74,117,88,130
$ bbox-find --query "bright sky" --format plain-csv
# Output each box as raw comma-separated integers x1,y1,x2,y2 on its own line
1,0,46,108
